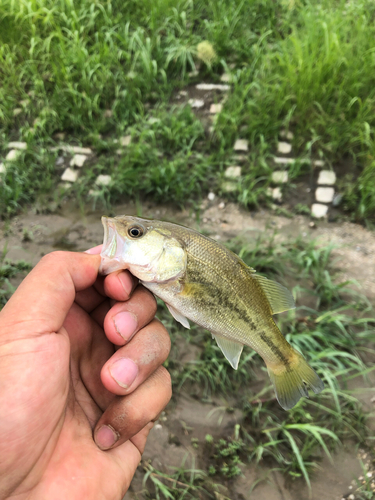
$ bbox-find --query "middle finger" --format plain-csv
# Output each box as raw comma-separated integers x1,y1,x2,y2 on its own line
101,318,171,395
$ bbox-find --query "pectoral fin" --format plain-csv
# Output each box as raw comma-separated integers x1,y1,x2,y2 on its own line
166,303,190,329
253,275,295,314
213,334,244,370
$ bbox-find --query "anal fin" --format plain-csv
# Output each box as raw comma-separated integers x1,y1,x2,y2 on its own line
166,303,190,329
213,334,244,370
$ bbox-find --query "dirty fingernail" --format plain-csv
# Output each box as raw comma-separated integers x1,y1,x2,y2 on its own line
113,311,138,341
110,357,138,389
95,425,119,450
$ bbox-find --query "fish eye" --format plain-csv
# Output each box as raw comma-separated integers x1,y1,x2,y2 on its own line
128,225,144,238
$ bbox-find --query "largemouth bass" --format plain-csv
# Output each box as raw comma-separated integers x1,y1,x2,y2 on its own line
99,215,324,410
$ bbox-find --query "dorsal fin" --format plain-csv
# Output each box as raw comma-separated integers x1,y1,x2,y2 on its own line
253,275,295,314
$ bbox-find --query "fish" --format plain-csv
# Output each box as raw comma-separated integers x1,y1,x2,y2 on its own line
99,215,324,410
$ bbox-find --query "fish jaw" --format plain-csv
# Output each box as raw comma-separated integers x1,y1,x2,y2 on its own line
100,216,126,274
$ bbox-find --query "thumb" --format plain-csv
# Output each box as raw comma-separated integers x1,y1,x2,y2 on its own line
0,251,101,340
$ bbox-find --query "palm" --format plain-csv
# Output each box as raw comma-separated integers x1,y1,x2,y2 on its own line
0,252,171,500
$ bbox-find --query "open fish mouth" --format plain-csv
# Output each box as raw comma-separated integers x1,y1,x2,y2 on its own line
99,216,126,274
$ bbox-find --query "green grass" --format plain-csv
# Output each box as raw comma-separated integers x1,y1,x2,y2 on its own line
1,0,375,220
0,250,32,308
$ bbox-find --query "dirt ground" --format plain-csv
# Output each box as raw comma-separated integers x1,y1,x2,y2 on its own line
1,199,375,500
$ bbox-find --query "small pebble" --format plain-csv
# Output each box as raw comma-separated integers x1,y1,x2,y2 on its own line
317,170,336,185
219,202,225,209
7,141,27,150
311,203,328,218
13,108,22,116
195,83,230,91
120,135,132,147
61,167,78,183
70,154,88,168
233,139,248,152
207,192,215,201
96,174,112,186
220,73,232,83
19,99,30,106
367,472,373,478
316,187,334,203
332,193,343,207
209,103,222,114
348,494,355,500
179,90,188,96
0,162,5,174
277,141,292,154
104,109,113,118
272,171,288,183
55,157,64,166
222,180,237,192
188,98,205,109
314,159,325,167
306,187,311,193
5,149,20,161
225,166,241,178
203,218,208,223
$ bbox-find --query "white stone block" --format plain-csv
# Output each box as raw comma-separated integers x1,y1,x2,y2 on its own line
316,187,334,203
7,141,27,150
225,166,241,178
311,203,328,218
207,192,215,201
70,154,88,168
120,135,132,146
196,83,230,91
188,98,205,108
5,149,20,161
96,174,112,186
277,141,292,154
317,170,336,185
272,187,282,201
209,103,222,114
233,139,248,152
61,168,78,183
71,146,92,155
274,157,295,165
272,171,288,183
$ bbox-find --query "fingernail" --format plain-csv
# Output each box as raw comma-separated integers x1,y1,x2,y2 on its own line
113,311,138,342
84,245,102,255
95,425,119,450
118,271,135,296
110,357,138,389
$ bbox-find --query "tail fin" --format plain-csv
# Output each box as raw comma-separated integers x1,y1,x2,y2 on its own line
267,350,324,411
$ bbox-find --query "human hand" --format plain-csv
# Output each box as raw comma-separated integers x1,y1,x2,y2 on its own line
0,249,172,500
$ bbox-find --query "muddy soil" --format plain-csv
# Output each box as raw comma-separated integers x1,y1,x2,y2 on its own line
1,199,375,500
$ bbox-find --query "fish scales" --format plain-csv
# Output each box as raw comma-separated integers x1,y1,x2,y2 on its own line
99,215,324,410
